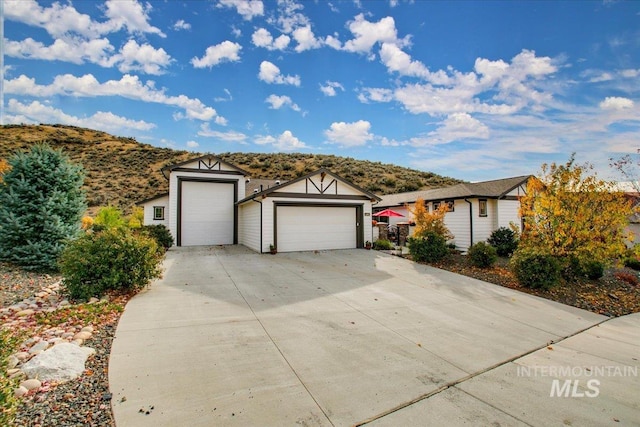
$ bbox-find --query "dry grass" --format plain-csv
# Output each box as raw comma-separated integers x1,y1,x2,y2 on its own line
0,124,461,214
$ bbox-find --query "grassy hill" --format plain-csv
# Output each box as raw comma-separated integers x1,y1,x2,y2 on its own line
0,124,461,213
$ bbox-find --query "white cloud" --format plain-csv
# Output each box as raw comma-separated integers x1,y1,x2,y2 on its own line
198,123,247,142
320,81,344,97
258,61,301,86
173,19,191,31
417,113,490,145
274,0,310,33
251,28,290,50
6,74,221,122
362,49,556,117
4,0,173,74
324,120,373,147
599,96,634,110
186,140,199,148
6,99,155,132
292,25,321,52
102,0,165,37
379,42,432,79
217,0,264,20
255,130,307,151
265,94,301,112
5,37,114,65
191,41,242,68
114,40,173,75
620,69,640,78
342,14,408,55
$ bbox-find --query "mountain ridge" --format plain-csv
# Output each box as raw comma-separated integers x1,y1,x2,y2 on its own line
0,124,462,213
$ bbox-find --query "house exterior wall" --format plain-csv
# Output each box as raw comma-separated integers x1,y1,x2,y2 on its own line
496,199,522,231
141,195,170,229
238,200,261,252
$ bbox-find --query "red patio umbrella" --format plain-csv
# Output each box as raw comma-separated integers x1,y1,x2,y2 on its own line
372,209,404,218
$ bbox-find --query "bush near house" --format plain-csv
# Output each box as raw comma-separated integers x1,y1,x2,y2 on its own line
373,239,394,250
487,227,519,257
139,224,174,251
468,241,498,268
59,227,162,301
409,232,449,263
510,248,561,290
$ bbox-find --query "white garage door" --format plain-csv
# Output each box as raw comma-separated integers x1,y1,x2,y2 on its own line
277,206,357,252
181,181,234,246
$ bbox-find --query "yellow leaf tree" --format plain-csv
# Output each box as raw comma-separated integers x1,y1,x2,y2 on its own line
408,198,453,240
519,155,633,266
0,159,9,183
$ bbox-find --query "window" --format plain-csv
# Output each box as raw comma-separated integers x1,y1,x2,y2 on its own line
433,201,454,212
445,201,455,212
479,199,488,217
153,206,165,220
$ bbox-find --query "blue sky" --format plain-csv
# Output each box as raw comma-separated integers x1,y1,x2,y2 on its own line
2,0,639,182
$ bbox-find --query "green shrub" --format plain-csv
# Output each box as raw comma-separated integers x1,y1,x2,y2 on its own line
139,224,174,251
468,241,498,268
408,232,448,263
622,257,640,271
583,260,605,280
560,255,584,281
373,239,394,250
510,249,561,289
59,228,162,301
487,227,518,257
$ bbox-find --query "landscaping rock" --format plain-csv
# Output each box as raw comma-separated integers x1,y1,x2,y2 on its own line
20,378,42,391
14,386,29,398
21,343,96,383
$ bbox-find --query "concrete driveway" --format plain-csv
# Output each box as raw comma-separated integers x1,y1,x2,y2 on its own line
109,246,639,426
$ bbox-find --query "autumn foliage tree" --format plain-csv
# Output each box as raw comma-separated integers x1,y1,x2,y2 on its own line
407,198,453,263
0,159,9,183
408,198,453,240
518,155,633,270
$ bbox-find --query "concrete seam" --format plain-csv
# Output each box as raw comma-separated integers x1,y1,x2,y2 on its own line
354,316,614,426
218,260,336,427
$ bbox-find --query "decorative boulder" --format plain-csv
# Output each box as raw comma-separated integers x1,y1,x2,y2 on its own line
21,343,95,383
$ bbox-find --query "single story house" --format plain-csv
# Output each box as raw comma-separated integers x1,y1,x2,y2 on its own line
138,155,380,253
375,176,532,251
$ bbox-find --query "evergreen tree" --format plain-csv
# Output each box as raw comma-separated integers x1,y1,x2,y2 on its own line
0,144,86,271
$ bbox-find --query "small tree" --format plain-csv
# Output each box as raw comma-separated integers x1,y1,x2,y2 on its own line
0,145,86,271
518,155,632,270
408,198,453,240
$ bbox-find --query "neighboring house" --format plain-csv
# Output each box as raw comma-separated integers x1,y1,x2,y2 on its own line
138,155,380,253
375,176,532,251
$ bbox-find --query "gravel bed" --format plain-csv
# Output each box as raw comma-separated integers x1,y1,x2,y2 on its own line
1,263,61,307
12,323,117,427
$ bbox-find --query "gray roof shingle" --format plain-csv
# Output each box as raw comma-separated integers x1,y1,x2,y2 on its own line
377,175,531,207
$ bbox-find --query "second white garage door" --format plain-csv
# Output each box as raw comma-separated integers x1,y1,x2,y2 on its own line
276,205,357,252
181,181,235,246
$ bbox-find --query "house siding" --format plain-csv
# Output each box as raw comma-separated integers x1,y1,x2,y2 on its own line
239,201,261,252
141,196,169,229
497,199,522,231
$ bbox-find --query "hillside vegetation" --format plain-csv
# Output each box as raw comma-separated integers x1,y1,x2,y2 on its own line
0,124,461,213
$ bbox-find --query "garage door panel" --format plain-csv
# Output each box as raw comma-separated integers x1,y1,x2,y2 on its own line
277,206,357,252
181,181,234,246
